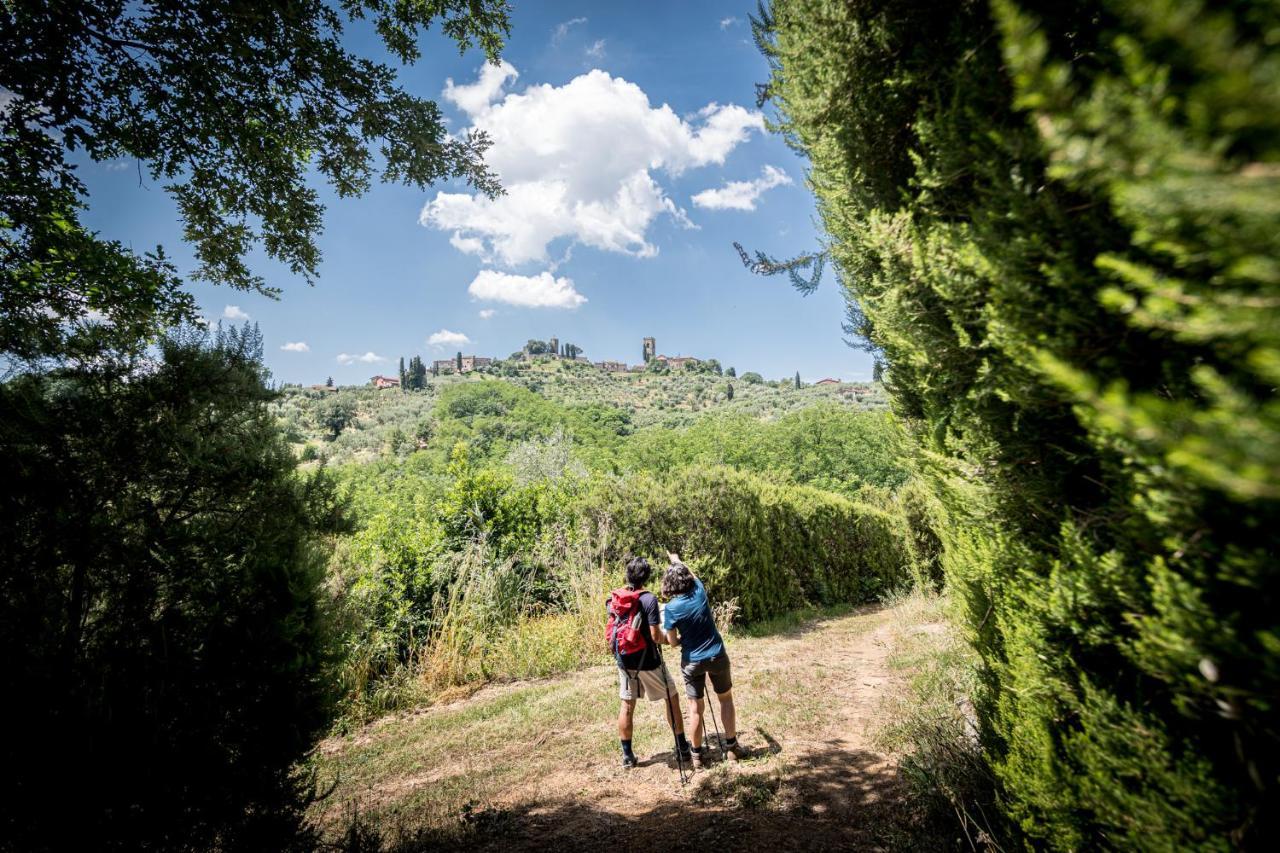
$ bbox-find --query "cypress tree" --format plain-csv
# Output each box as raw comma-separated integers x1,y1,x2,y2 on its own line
761,0,1280,846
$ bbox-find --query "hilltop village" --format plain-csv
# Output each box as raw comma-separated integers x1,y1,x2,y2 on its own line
427,336,699,378
330,336,861,392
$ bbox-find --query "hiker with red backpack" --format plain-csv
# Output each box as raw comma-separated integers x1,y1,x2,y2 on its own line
607,557,693,770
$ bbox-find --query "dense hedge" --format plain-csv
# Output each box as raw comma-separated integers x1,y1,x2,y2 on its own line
764,0,1278,847
578,466,924,622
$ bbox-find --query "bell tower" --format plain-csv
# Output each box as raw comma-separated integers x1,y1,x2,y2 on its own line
642,337,655,363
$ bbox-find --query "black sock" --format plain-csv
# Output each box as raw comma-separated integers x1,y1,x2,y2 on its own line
676,733,691,752
621,739,634,757
725,736,737,746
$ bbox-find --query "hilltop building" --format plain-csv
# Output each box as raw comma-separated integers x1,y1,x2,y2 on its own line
370,375,400,389
432,355,492,374
642,337,656,363
653,353,701,370
815,378,842,386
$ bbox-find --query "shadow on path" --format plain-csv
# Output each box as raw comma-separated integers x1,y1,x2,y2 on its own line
333,745,939,853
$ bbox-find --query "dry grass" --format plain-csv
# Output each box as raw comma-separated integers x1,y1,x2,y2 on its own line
872,588,1005,851
308,603,947,850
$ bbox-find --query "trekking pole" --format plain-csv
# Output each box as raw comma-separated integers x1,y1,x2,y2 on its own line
656,645,689,786
705,686,726,763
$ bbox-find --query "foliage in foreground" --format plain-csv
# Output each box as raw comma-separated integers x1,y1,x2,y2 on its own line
0,329,347,850
763,0,1279,847
0,0,510,364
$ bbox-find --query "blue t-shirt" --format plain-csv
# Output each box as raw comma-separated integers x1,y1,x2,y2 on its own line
662,578,725,664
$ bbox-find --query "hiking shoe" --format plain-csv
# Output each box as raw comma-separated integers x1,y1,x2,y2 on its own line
691,748,707,769
725,741,748,761
622,754,638,769
677,747,693,766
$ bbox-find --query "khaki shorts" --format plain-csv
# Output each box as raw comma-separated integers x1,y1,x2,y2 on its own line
618,662,679,702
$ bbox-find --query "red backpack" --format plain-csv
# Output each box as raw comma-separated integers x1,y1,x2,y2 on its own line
605,588,648,656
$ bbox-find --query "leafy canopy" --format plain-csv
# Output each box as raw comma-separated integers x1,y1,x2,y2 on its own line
0,0,510,361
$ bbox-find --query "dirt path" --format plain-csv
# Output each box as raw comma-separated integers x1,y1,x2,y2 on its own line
315,605,927,851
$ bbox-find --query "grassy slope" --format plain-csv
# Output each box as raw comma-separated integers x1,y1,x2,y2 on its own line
312,600,958,851
276,360,887,465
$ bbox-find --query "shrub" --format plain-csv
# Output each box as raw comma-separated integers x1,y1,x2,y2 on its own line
0,328,345,849
763,0,1280,845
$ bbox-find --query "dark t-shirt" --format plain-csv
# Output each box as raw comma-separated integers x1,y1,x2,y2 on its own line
611,589,661,671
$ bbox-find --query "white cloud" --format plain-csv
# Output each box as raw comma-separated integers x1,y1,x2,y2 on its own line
222,305,250,321
422,66,764,266
720,16,740,29
468,270,587,309
280,341,310,352
449,232,486,255
336,351,387,365
478,309,496,319
691,165,793,211
585,39,606,59
442,61,518,116
427,329,472,349
552,16,587,43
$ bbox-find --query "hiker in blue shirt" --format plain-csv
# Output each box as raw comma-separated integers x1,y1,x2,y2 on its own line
661,555,747,767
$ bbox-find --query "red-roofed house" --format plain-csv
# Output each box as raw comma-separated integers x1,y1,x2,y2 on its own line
370,375,400,389
816,378,842,386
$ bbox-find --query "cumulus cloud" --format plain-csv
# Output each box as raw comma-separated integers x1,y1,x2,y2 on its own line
422,66,764,266
585,39,606,59
427,329,472,348
468,270,587,309
442,61,518,116
449,232,486,255
222,305,250,321
280,341,310,352
552,16,587,43
337,351,387,365
691,165,793,211
478,309,496,319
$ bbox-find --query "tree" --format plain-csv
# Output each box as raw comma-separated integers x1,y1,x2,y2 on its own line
398,356,406,390
525,339,549,355
1,0,510,366
321,396,357,440
404,355,427,391
0,326,349,849
325,376,334,388
726,366,736,378
741,371,763,385
794,371,801,390
726,382,735,401
871,360,883,384
456,351,464,372
761,0,1280,846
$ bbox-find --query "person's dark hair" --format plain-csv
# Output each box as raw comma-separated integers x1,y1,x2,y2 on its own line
625,556,651,589
661,562,696,599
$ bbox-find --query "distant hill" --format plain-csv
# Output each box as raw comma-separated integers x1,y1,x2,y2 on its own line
274,357,887,467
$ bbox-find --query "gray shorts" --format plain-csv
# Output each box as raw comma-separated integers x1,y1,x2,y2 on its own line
618,662,679,703
681,652,732,700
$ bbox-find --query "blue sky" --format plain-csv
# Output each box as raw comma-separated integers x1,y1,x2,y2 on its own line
78,2,869,386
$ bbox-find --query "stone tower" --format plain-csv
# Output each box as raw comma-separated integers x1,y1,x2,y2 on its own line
642,337,655,363
549,336,559,357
